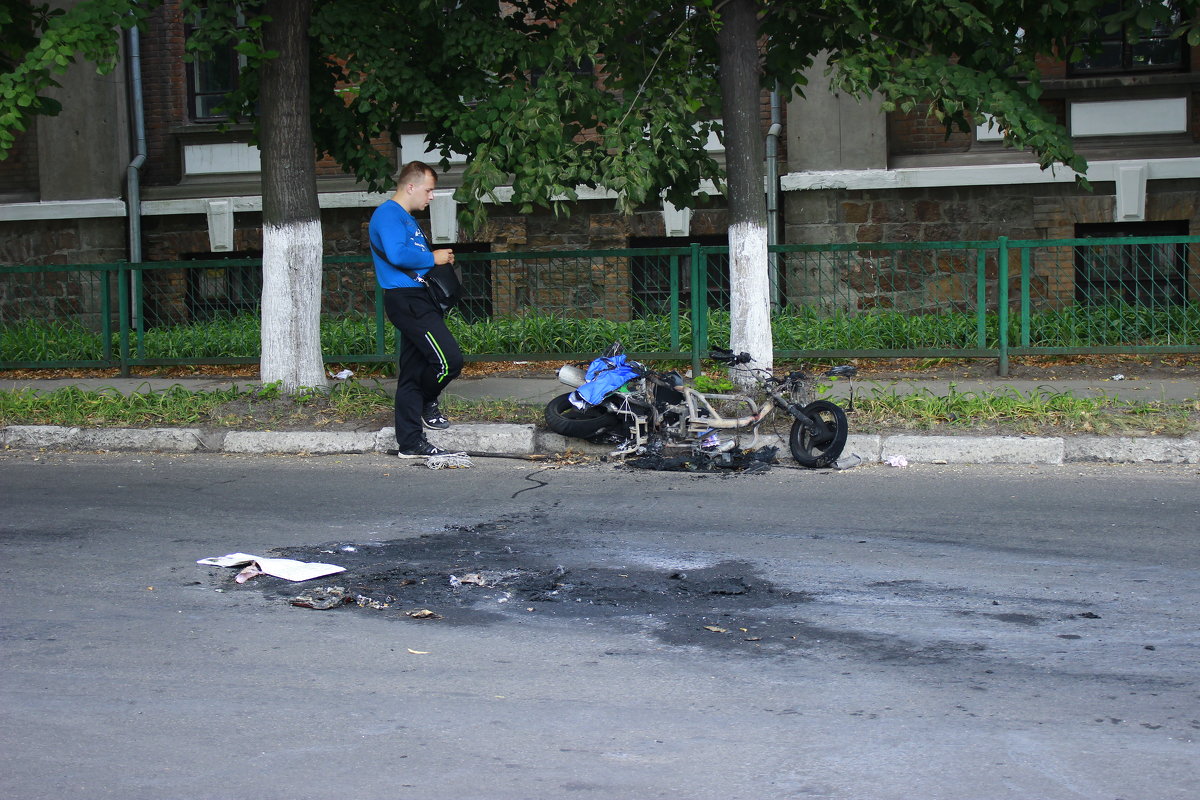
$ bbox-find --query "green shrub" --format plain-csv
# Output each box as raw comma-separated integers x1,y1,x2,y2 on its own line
3,302,1199,366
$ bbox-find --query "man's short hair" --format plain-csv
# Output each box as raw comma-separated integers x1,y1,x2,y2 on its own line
395,161,436,188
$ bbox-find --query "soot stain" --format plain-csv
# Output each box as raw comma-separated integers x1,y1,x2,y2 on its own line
212,517,985,662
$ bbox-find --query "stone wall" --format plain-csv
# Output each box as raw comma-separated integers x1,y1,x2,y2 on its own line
0,218,128,331
782,183,1200,313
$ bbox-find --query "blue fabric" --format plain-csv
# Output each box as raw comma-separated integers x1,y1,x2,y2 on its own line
575,354,639,405
368,200,434,289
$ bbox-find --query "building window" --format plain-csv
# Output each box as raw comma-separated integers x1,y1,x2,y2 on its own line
186,252,262,321
1069,2,1187,75
452,243,493,322
1074,221,1189,306
188,50,240,121
185,11,246,122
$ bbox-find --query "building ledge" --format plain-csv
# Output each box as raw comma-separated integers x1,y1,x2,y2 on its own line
1039,71,1200,98
0,198,126,221
782,154,1200,192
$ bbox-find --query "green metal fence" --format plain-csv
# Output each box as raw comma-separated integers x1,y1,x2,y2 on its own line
2,236,1198,374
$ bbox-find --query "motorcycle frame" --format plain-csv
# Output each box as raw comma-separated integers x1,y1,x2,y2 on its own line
605,374,816,456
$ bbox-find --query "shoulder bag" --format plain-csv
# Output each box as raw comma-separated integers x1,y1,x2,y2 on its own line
371,242,463,315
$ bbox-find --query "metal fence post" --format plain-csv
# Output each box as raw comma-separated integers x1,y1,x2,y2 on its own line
975,248,987,349
1020,247,1032,348
689,242,703,374
100,266,113,367
118,265,131,376
134,266,145,359
669,254,681,353
997,236,1009,377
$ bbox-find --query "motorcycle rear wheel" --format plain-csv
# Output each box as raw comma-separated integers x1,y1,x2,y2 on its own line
789,399,848,468
544,392,622,439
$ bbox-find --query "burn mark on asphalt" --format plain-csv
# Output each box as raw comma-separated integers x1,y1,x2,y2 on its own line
212,516,987,662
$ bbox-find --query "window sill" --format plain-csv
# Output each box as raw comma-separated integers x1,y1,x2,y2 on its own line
1039,71,1200,98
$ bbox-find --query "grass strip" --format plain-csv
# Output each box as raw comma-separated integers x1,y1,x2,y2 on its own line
1,383,1195,436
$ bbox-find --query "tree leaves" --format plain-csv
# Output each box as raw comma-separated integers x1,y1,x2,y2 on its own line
0,0,151,158
4,0,1194,211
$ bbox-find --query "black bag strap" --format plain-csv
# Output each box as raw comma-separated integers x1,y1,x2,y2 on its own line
370,240,428,285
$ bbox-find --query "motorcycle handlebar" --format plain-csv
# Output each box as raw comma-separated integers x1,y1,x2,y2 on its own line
709,348,753,365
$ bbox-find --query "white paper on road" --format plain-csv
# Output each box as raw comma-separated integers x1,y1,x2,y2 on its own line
196,552,346,581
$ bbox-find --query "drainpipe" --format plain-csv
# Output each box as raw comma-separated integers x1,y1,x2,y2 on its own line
125,16,147,375
766,85,782,307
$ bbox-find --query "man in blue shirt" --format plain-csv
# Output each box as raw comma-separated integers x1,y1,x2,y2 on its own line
369,161,465,458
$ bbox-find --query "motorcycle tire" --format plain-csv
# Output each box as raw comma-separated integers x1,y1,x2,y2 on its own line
789,399,848,468
544,392,622,439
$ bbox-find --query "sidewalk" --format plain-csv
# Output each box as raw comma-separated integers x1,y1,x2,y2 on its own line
2,371,1197,466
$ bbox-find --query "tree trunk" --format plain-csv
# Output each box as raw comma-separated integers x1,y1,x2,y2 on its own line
258,0,327,393
716,0,772,384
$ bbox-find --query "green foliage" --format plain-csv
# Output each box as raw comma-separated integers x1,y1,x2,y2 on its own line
0,383,241,426
3,360,1193,436
6,304,1199,365
0,0,151,157
4,0,1199,227
309,0,1200,221
853,383,1197,437
692,374,735,392
1,318,107,361
448,312,685,355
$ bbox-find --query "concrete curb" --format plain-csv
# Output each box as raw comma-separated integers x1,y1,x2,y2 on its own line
4,423,1200,465
883,434,1065,465
222,430,379,455
1065,434,1200,464
3,425,211,453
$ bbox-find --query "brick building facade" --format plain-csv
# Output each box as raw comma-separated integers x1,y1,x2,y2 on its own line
782,41,1200,314
3,2,1199,328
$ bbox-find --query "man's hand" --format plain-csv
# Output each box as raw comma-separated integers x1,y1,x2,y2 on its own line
433,248,455,265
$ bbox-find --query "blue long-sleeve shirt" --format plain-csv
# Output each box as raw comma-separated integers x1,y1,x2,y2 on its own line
369,199,434,289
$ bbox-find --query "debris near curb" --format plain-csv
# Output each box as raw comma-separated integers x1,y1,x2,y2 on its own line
290,586,350,609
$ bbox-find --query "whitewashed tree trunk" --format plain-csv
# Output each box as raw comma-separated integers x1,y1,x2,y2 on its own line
260,220,326,391
717,0,772,385
727,220,772,377
258,0,328,393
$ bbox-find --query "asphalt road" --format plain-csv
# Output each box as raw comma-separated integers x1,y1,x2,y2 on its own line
1,451,1197,800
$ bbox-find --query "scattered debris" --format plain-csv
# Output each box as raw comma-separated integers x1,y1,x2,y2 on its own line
197,552,346,582
290,586,350,609
355,594,392,609
405,609,442,620
624,446,778,474
449,572,491,588
835,453,864,470
235,564,263,584
427,452,473,469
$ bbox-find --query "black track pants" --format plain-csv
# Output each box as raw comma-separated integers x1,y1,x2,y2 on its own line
383,288,463,450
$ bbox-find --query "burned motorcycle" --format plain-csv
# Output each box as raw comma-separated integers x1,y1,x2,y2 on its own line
544,343,853,469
